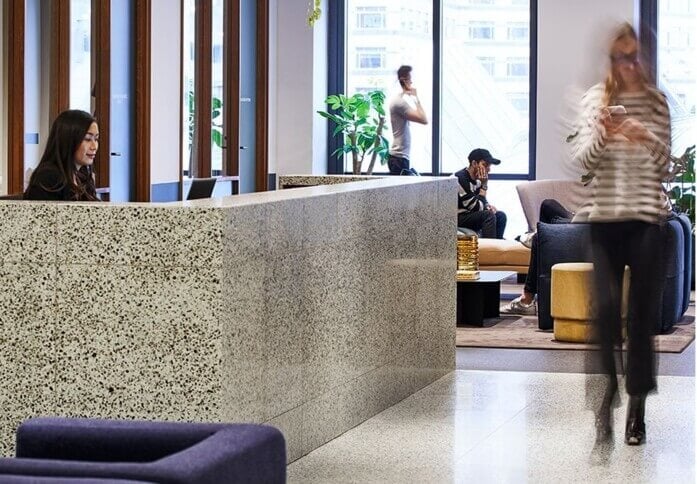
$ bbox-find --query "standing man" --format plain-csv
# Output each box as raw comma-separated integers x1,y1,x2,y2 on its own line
455,148,507,239
387,65,429,175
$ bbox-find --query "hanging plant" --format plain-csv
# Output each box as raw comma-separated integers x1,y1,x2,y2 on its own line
307,0,321,27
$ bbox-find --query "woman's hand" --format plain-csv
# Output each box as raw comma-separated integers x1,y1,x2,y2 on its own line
598,107,622,135
615,117,653,143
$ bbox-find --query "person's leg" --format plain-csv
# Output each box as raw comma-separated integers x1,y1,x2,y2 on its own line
387,155,409,175
540,199,574,224
589,223,626,439
458,211,497,238
623,221,663,445
501,232,536,315
495,211,507,239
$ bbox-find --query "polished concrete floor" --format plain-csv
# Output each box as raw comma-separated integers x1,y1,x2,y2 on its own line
287,368,695,483
289,285,695,483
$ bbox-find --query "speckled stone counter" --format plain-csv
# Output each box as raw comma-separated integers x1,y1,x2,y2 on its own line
278,174,379,188
0,176,457,461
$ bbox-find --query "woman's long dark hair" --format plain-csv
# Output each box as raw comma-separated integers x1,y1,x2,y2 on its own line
25,109,99,201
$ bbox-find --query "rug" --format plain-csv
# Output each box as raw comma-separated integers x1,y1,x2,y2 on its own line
456,312,695,353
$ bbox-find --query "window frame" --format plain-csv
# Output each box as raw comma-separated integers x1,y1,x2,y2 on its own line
327,0,538,182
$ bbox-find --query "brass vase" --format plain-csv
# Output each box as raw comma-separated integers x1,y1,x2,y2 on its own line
456,228,480,280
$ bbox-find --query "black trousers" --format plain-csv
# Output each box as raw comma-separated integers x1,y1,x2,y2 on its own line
590,221,663,396
458,210,507,239
387,155,409,175
523,199,574,294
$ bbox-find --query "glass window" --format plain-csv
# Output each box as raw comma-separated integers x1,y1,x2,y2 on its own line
340,0,532,232
182,0,196,177
508,93,529,114
507,23,528,42
477,56,495,76
69,0,91,112
658,0,696,155
442,0,530,176
356,7,386,29
355,47,386,69
506,57,528,77
211,0,224,175
346,0,433,174
469,22,494,40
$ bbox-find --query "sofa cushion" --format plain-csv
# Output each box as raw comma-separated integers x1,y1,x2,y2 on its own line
478,239,531,268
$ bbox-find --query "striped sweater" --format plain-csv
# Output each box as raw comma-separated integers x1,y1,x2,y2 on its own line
570,83,672,223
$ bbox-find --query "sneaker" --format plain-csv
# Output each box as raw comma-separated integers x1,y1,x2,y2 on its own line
515,231,535,249
501,296,537,316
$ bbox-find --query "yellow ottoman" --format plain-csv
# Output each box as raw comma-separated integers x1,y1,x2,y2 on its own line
551,263,630,343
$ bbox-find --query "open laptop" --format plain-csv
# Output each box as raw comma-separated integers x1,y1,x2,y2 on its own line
186,177,217,200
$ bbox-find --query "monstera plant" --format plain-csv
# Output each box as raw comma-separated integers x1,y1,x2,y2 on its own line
317,90,390,175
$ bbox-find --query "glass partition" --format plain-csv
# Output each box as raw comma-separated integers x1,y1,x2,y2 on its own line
69,0,92,112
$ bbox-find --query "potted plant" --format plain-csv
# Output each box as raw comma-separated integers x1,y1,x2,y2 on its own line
668,144,695,287
668,144,695,227
317,90,390,175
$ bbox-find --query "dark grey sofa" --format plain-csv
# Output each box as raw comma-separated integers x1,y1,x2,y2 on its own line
536,213,692,334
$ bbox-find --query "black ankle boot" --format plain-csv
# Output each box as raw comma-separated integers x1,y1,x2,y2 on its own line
595,387,618,442
625,395,646,445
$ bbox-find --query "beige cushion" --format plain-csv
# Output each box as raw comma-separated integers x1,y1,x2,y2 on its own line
478,238,531,268
516,180,588,232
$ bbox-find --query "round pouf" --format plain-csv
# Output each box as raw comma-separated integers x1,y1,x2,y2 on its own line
551,263,630,343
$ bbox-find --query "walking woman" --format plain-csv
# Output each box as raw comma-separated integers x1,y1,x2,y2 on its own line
24,109,100,201
570,22,672,446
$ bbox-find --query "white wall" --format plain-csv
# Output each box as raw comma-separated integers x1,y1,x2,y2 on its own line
536,0,637,180
150,0,181,185
271,0,327,177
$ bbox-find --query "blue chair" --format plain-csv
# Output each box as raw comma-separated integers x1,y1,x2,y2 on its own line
0,417,286,484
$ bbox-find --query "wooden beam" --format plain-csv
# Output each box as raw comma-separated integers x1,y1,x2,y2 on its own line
135,0,151,202
193,0,212,178
7,0,25,194
223,0,240,178
92,0,111,193
255,0,269,191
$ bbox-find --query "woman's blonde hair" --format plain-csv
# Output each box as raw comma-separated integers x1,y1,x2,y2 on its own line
602,22,648,105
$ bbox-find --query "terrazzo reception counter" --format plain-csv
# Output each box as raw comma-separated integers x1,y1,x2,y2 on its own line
0,176,457,461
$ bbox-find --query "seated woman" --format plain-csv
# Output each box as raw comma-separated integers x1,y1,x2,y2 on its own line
501,199,574,315
24,109,100,201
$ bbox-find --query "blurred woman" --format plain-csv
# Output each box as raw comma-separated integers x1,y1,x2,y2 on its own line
24,109,100,201
570,22,671,446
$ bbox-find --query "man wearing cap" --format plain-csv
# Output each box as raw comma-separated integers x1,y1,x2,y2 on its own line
454,148,507,239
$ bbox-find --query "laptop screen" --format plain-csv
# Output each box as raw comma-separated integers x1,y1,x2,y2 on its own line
186,178,217,200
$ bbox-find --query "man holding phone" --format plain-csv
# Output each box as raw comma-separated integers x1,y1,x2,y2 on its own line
387,65,429,175
454,148,507,239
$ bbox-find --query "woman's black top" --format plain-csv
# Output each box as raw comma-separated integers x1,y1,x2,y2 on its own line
23,164,97,201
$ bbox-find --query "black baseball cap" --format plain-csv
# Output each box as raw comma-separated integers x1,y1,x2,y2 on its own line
468,148,501,165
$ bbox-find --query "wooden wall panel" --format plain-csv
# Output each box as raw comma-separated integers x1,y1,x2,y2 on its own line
7,0,25,194
254,0,269,191
193,0,212,178
92,0,111,192
135,0,151,202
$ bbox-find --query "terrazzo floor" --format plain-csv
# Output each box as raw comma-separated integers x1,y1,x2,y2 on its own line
287,369,695,483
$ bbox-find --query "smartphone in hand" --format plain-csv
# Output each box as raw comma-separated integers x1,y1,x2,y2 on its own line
605,105,627,116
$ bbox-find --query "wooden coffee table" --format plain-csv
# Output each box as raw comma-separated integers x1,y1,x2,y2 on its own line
456,270,516,326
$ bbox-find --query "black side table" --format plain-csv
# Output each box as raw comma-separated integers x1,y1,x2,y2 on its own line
456,270,516,326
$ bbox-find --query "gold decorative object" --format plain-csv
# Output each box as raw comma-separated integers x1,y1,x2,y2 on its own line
456,228,479,280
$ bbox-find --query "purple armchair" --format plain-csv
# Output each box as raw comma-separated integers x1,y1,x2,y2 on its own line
0,417,286,484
